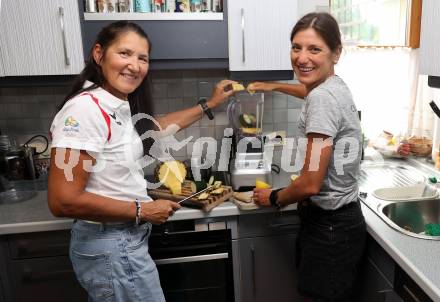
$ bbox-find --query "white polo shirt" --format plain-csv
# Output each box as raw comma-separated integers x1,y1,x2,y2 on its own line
50,83,152,202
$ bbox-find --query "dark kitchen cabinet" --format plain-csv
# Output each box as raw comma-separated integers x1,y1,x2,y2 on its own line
233,212,301,302
355,234,402,302
77,0,228,70
0,230,87,302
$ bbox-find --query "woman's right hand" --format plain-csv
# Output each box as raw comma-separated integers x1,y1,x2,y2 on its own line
141,199,181,224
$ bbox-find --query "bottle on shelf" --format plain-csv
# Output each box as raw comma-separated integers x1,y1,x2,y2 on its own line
152,0,164,12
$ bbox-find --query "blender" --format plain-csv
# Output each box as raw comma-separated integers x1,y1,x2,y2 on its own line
227,91,272,191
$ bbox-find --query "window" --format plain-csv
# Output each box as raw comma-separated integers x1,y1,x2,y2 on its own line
330,0,421,47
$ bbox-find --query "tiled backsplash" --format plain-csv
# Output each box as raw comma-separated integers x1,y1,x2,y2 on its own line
0,69,303,171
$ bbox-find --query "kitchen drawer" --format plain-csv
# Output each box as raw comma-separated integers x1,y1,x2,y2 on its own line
237,211,300,238
8,230,71,259
9,256,87,302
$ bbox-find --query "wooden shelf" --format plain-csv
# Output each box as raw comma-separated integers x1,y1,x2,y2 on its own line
84,12,223,21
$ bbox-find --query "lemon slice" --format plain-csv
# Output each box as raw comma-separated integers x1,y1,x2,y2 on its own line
232,83,245,91
256,179,271,189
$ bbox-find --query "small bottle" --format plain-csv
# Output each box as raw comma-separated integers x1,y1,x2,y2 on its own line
134,0,150,12
190,0,201,12
152,0,163,12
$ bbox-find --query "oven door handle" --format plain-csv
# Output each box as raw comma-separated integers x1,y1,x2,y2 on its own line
154,252,229,266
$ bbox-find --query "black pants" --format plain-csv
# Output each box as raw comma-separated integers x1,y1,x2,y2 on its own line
296,200,366,302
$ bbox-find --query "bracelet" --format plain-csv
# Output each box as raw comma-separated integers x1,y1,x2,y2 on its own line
198,103,204,119
134,200,141,225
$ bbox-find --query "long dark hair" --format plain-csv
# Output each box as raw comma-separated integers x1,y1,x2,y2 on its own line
59,21,156,155
290,12,342,53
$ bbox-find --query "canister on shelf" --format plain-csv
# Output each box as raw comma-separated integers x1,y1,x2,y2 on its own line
118,0,131,12
96,0,108,12
106,0,118,12
175,0,190,12
166,0,175,12
84,0,97,12
190,0,201,12
134,0,151,12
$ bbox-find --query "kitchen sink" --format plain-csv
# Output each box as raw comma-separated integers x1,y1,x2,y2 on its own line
359,160,440,240
379,199,440,240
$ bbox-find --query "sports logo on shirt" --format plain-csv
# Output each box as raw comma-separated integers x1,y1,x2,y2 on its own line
63,116,80,134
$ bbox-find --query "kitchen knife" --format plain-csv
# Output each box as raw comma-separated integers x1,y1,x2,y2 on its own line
178,185,213,204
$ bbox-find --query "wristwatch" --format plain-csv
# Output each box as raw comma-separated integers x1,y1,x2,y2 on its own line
198,98,214,120
269,188,282,208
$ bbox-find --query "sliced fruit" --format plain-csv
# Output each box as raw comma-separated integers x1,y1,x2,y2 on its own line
211,188,225,195
189,180,208,193
232,83,245,91
255,179,271,189
198,192,210,200
213,181,222,189
239,113,257,128
155,160,187,195
208,175,215,186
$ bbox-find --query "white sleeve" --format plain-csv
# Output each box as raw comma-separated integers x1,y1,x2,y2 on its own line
50,95,108,153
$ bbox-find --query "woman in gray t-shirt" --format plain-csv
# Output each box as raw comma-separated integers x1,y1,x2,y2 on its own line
252,12,366,301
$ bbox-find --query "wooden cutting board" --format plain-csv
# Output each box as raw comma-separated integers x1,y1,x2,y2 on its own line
148,182,233,212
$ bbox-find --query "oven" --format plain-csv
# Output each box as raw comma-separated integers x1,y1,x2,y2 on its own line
149,219,234,302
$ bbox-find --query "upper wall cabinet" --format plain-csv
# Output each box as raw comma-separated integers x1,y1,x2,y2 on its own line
228,0,297,76
419,0,440,77
0,0,84,76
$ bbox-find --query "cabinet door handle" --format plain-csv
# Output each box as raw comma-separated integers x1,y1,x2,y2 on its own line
250,244,256,297
403,284,421,302
58,7,71,66
241,8,245,63
154,253,228,265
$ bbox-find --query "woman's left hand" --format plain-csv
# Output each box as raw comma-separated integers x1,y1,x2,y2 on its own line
207,79,238,108
252,188,272,207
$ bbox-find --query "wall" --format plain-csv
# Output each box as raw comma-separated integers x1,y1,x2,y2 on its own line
0,70,303,173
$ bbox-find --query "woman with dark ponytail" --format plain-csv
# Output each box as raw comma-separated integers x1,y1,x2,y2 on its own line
48,21,235,301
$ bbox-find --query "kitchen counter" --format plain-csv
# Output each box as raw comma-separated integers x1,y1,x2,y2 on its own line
1,160,440,301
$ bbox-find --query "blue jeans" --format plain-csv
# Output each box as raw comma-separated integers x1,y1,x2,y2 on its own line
70,220,165,302
297,200,366,302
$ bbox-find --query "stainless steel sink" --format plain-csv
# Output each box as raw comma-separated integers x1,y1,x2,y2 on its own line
380,199,440,240
359,160,440,240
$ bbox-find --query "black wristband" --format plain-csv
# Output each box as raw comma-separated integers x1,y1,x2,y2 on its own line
198,98,214,120
269,188,282,208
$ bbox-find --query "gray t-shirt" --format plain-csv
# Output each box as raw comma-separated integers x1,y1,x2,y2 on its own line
298,75,362,210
